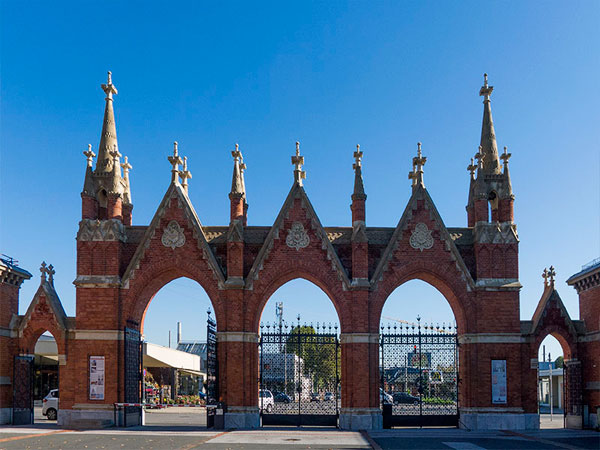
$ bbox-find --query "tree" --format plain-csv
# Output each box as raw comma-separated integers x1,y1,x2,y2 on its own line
285,326,340,391
555,356,564,368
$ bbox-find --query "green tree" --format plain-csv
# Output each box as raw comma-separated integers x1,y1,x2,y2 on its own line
285,326,340,391
555,356,564,368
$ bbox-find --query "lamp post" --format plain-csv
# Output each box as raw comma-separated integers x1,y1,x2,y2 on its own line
549,352,553,421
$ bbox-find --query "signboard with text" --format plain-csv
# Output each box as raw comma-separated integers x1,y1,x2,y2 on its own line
89,356,105,400
491,359,507,404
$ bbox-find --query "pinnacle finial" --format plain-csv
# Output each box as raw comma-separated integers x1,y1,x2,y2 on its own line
467,157,477,179
121,155,132,173
291,141,306,186
40,261,48,283
410,141,427,189
84,144,96,167
168,141,183,184
47,264,55,286
101,70,118,99
474,146,485,169
353,144,363,170
542,268,549,287
179,156,192,192
500,146,512,170
548,266,556,286
109,143,121,160
479,73,493,100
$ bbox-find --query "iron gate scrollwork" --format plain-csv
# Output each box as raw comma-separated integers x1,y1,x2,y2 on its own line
380,319,459,427
12,355,34,425
259,321,340,427
206,311,218,404
124,327,142,425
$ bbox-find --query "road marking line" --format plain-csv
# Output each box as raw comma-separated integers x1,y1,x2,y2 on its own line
442,443,487,450
0,429,70,443
501,430,588,450
203,430,229,442
361,430,382,450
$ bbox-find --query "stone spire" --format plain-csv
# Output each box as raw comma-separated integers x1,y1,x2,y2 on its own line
230,144,245,197
291,141,306,186
478,73,501,175
120,156,133,204
352,145,366,200
95,71,119,174
82,144,96,196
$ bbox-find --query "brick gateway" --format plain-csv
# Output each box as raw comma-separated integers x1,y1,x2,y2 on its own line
0,73,598,430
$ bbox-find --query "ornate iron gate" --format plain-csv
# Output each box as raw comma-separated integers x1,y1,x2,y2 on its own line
380,319,458,427
123,327,142,426
206,311,218,404
12,355,34,425
259,321,340,427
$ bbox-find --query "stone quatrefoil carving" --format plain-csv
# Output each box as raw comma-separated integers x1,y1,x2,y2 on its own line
286,222,310,251
161,220,186,249
409,222,434,252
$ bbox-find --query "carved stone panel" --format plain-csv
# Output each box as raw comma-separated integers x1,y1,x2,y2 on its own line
161,221,185,249
409,222,434,252
286,222,310,251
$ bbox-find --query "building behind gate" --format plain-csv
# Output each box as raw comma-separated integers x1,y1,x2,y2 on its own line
0,73,598,430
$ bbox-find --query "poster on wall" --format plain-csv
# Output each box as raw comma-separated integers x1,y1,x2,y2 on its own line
491,359,507,404
89,356,105,400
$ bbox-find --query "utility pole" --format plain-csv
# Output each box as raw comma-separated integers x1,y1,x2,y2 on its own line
549,352,553,420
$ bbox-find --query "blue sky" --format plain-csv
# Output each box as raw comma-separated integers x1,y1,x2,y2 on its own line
1,2,598,362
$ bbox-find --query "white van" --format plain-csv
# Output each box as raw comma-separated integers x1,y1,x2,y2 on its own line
42,389,59,420
259,389,274,413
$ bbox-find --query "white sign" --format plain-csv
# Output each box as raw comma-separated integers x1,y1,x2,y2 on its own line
89,356,105,400
491,359,507,404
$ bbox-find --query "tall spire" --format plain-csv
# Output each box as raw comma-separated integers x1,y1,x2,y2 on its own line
230,144,245,197
96,71,119,174
352,145,366,199
478,73,501,174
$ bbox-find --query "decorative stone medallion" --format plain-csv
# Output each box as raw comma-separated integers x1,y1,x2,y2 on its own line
409,222,434,252
286,222,310,251
161,220,185,249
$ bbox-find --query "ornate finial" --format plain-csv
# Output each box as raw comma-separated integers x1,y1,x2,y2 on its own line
232,143,242,161
353,144,363,170
479,73,494,100
121,156,132,174
101,71,118,100
500,146,511,170
548,266,556,286
542,268,549,287
84,144,96,168
47,264,55,286
467,157,477,179
474,146,485,169
40,261,48,283
168,141,183,184
410,142,427,189
109,143,121,161
179,156,192,192
291,141,306,186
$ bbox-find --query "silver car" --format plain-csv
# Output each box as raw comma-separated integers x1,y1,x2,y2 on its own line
42,389,59,420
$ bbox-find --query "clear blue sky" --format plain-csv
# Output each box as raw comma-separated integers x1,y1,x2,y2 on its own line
2,2,598,363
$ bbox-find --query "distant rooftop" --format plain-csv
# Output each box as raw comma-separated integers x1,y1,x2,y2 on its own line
567,256,600,286
177,341,207,356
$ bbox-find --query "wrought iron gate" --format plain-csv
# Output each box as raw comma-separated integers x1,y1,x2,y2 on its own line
12,355,34,425
380,319,458,427
259,321,340,427
123,327,142,425
206,311,218,404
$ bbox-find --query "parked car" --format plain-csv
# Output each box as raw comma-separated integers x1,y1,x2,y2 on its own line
324,392,334,401
42,389,59,420
274,392,292,403
310,392,320,402
259,389,274,413
393,392,420,405
380,388,393,404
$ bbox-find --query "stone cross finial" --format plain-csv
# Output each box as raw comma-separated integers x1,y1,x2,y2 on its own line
168,141,183,184
120,156,132,175
548,266,556,286
411,142,427,188
84,144,96,168
40,261,48,283
232,143,242,161
47,264,55,286
479,73,494,100
101,71,118,100
291,141,306,186
500,146,511,170
353,144,363,170
408,167,417,187
179,156,192,192
474,146,485,169
467,157,477,179
542,268,549,287
109,144,121,161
